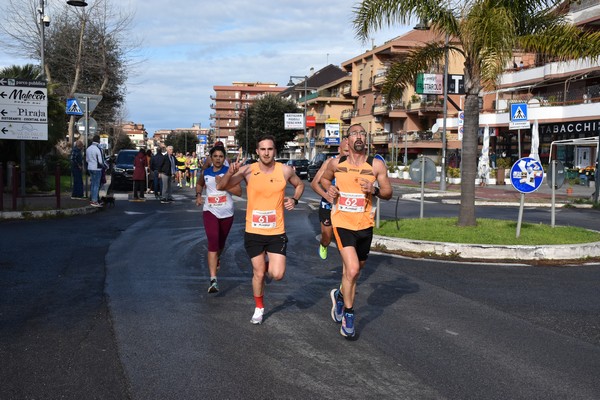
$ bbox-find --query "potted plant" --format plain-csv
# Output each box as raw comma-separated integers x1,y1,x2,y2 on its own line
447,167,461,184
496,157,512,185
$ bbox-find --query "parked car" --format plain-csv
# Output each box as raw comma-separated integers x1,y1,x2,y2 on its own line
286,159,309,179
307,152,338,181
275,158,290,164
111,149,138,190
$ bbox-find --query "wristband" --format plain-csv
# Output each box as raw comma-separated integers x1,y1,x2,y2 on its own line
292,197,299,205
373,186,380,197
196,192,202,197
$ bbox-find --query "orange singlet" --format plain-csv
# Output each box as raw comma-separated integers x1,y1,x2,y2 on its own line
245,162,287,235
331,156,376,231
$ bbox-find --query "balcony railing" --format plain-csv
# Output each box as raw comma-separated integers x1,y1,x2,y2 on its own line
372,73,386,87
373,104,390,115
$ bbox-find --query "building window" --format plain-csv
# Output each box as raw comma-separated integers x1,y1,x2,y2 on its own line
362,96,366,109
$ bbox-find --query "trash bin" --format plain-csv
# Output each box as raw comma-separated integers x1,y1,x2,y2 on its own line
580,174,589,186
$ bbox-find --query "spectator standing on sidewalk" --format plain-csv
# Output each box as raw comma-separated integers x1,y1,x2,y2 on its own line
151,146,164,199
70,140,84,199
86,135,105,208
217,135,304,325
132,149,147,200
159,145,177,203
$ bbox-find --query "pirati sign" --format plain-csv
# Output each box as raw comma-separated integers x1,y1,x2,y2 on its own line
284,113,304,130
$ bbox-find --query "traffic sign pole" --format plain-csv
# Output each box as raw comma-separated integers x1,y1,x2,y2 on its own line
551,160,557,227
516,193,525,238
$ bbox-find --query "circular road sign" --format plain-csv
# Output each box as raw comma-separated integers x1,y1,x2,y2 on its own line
510,157,544,194
546,160,565,189
76,117,98,135
409,156,437,183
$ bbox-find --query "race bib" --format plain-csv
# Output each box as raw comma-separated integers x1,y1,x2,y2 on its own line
207,191,227,207
338,192,366,213
251,210,277,229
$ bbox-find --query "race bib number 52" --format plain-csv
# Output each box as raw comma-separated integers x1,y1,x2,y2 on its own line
338,192,366,212
251,210,277,228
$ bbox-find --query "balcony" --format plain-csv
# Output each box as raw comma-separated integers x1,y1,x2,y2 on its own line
341,109,357,121
372,73,386,87
315,114,330,124
373,104,390,115
406,99,443,114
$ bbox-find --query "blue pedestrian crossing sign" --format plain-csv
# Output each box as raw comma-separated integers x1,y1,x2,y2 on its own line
510,103,528,122
510,157,544,194
66,98,83,116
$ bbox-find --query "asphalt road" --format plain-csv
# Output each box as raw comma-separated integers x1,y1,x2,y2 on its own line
1,184,600,399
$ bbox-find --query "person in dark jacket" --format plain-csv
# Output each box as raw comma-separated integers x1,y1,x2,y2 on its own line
159,145,177,203
70,140,84,199
132,149,147,200
151,147,165,199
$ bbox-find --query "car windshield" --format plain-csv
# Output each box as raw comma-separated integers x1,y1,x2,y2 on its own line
116,151,136,164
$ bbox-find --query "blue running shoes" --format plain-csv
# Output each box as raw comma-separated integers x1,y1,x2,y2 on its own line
340,311,355,338
330,289,344,323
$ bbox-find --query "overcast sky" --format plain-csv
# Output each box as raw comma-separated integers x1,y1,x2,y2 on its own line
0,0,409,137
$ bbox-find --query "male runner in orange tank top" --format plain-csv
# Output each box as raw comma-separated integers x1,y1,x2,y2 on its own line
217,135,304,325
320,123,392,338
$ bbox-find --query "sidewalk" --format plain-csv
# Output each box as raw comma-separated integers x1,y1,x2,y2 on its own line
1,176,597,220
389,177,597,205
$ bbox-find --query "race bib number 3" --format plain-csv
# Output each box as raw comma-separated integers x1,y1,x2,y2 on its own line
338,192,366,212
251,210,277,228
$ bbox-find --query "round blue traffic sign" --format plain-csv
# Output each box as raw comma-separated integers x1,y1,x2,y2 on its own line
510,157,544,193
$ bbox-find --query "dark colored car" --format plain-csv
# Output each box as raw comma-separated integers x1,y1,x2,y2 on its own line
275,158,290,164
286,159,309,179
111,149,138,189
307,152,338,181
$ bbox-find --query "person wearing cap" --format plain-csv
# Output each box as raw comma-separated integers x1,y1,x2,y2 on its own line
216,134,304,325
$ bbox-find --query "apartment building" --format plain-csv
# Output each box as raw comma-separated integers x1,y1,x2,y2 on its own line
339,28,465,163
121,121,147,150
280,65,351,159
210,82,285,149
479,0,600,169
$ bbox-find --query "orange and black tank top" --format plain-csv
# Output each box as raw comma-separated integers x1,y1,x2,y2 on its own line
245,162,287,235
331,156,376,230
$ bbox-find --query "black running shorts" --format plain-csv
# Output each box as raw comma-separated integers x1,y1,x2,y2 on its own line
244,232,288,258
333,226,373,261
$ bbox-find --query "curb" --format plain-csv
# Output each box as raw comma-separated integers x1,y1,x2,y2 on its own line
373,235,600,261
0,205,99,220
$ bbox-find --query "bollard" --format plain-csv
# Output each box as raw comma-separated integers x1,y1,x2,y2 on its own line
12,166,18,211
0,162,3,211
55,166,61,209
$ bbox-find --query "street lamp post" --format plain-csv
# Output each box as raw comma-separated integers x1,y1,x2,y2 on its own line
245,104,249,157
440,33,449,191
288,75,308,159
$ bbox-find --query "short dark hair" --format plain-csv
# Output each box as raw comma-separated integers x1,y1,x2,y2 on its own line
256,134,276,148
92,134,100,143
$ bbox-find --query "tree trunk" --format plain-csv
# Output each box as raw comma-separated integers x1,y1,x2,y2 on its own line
457,92,479,226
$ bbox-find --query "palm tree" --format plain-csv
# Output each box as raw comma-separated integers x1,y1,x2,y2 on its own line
354,0,600,226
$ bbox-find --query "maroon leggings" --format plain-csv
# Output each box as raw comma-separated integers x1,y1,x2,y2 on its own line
203,211,234,252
